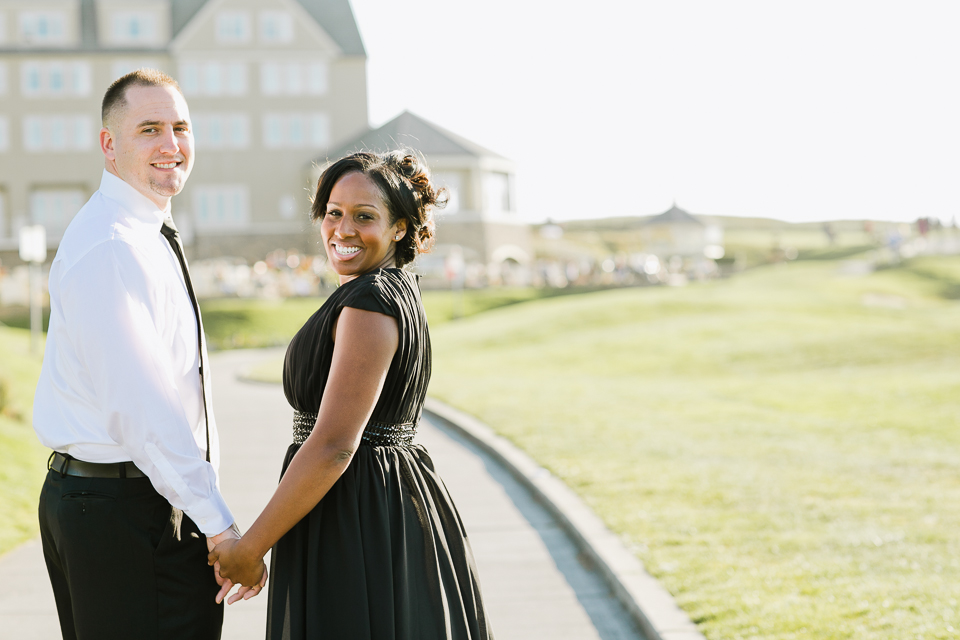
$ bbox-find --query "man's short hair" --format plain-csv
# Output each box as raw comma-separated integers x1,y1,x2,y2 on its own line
101,68,183,127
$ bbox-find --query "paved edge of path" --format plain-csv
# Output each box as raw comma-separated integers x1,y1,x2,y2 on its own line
423,398,708,640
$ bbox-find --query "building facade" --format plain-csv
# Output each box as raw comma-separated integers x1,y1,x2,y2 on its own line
0,0,368,263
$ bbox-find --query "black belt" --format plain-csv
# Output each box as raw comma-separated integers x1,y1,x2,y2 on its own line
49,451,146,479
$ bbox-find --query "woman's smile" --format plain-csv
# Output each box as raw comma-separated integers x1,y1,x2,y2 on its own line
321,172,405,283
333,243,361,257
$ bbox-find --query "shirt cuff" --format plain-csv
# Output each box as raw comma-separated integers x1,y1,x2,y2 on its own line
185,490,235,537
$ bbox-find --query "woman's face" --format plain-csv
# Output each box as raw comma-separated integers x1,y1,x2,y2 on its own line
321,171,406,283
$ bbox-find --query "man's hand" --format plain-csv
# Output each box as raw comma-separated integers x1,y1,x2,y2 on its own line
206,524,264,603
207,536,268,604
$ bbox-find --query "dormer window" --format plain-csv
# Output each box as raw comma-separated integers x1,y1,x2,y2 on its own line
259,11,293,44
19,11,67,45
216,11,251,44
111,11,157,45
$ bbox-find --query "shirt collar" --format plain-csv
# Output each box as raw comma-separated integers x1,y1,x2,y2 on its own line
98,169,169,228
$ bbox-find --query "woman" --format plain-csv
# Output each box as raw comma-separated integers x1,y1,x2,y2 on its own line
209,150,493,639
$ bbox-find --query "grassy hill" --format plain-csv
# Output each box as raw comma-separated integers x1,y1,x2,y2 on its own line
426,256,960,640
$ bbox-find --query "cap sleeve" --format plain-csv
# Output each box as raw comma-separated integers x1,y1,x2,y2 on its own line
338,272,399,319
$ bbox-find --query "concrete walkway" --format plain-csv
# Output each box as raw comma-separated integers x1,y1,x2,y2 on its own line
0,348,643,639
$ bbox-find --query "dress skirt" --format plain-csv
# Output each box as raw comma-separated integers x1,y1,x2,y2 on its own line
265,442,493,640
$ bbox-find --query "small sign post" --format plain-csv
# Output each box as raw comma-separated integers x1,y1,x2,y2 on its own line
19,225,47,355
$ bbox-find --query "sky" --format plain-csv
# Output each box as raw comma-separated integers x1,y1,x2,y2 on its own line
349,0,960,224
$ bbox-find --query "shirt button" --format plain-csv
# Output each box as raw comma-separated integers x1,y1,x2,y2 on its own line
201,518,207,525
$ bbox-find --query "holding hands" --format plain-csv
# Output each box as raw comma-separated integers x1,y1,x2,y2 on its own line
208,534,268,604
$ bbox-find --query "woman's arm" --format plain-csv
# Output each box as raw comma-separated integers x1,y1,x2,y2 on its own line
210,306,399,588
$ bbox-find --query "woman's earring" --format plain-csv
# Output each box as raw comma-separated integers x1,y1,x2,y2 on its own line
395,235,400,240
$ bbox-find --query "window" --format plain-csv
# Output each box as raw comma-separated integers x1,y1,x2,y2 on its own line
73,116,91,149
226,64,246,94
110,60,161,82
192,114,249,150
215,11,251,44
203,62,222,95
179,62,246,96
433,172,462,213
260,63,281,96
23,116,94,152
179,63,199,95
0,63,7,95
73,63,91,95
48,62,65,94
0,117,8,152
193,186,250,228
19,11,67,44
279,195,297,219
483,172,512,213
30,189,84,237
48,117,67,150
22,62,41,95
308,113,330,147
263,115,283,148
20,61,91,97
262,113,329,149
228,116,249,148
0,14,7,44
111,11,157,44
306,63,327,94
259,11,293,43
24,117,43,151
260,62,327,96
283,63,302,95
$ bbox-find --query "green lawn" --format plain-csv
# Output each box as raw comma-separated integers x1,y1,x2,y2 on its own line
426,257,960,640
0,328,49,556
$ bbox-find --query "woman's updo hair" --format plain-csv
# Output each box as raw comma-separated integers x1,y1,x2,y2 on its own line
311,150,445,268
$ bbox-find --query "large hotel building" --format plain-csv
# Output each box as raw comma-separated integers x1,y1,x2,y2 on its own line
0,0,530,277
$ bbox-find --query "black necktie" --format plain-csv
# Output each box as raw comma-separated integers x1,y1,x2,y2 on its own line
160,217,211,463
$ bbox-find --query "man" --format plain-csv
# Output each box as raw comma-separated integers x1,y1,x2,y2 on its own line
34,69,261,640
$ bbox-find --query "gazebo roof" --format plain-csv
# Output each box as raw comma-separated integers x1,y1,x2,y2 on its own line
642,204,704,227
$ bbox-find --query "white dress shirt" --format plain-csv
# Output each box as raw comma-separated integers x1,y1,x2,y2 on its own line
34,170,233,536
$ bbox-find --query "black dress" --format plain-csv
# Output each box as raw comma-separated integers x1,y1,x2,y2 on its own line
266,268,493,640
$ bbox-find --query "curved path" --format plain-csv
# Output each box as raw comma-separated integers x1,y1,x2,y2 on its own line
0,348,643,639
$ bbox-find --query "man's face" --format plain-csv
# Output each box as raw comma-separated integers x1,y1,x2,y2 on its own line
101,84,194,209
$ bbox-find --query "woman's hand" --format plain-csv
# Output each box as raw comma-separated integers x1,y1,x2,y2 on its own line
208,538,268,604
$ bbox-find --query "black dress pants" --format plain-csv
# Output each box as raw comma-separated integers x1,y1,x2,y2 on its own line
38,468,223,640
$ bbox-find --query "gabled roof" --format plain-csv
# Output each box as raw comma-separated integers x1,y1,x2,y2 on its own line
324,111,506,161
643,204,704,227
172,0,210,38
296,0,365,55
171,0,366,55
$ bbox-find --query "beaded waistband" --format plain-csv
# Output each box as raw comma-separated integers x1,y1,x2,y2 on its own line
292,410,417,447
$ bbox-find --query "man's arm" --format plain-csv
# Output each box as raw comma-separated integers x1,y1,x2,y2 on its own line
60,239,234,536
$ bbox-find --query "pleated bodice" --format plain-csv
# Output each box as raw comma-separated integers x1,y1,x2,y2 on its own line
282,268,431,441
